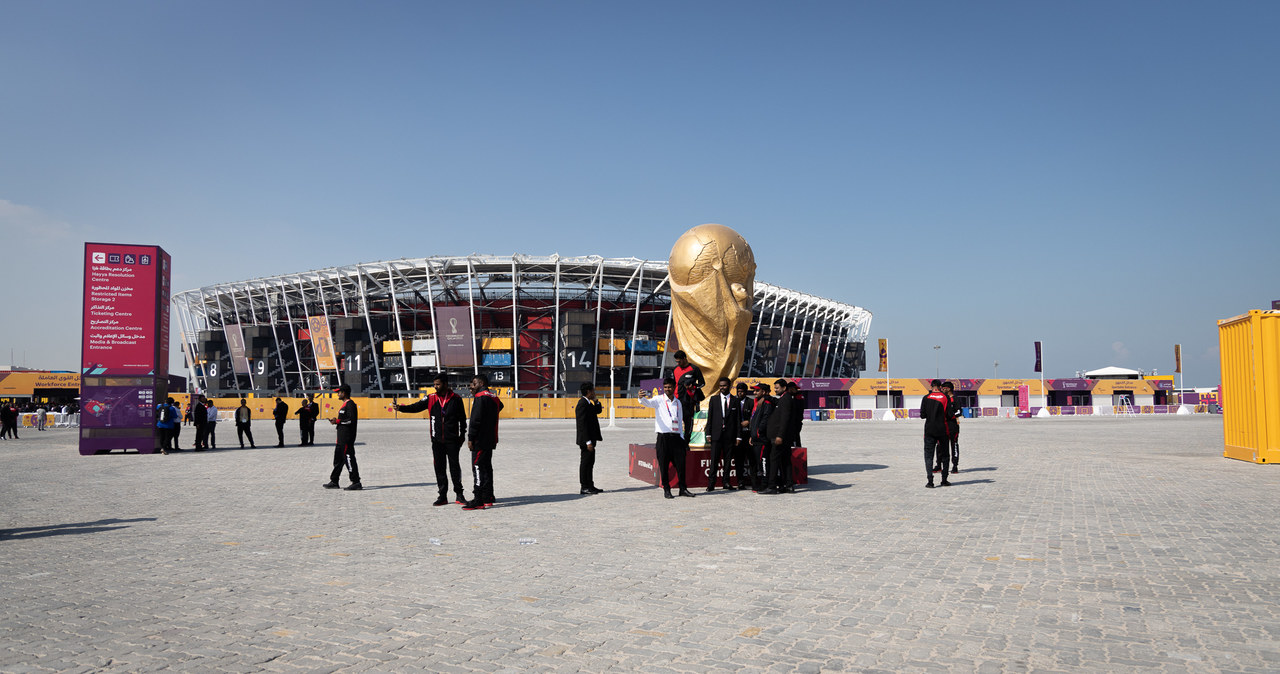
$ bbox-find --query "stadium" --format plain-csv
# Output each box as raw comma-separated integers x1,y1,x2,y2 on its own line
171,255,872,398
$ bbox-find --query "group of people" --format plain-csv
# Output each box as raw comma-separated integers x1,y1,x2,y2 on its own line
920,379,962,488
273,396,320,447
0,401,78,438
160,360,966,501
330,372,502,509
637,350,807,499
0,402,24,439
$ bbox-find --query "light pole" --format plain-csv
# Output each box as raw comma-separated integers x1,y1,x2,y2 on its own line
933,345,941,378
993,360,999,378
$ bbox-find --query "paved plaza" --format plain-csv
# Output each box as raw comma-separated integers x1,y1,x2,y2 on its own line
2,414,1278,672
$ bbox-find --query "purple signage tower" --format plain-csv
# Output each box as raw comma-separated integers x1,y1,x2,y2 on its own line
80,243,171,454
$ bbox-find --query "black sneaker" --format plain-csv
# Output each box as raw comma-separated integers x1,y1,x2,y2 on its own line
454,496,467,505
323,482,339,489
926,482,936,489
433,496,449,506
940,480,952,487
344,482,362,491
462,500,486,510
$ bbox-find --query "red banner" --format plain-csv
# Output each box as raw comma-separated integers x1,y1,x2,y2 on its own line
82,243,169,376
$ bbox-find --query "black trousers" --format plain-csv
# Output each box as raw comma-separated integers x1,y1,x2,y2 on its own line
707,434,737,488
924,435,949,482
300,420,315,446
655,432,687,491
330,441,360,484
207,423,217,448
275,420,286,446
237,423,254,448
171,424,181,449
157,426,171,451
948,434,959,469
578,442,596,490
433,440,465,498
471,447,494,503
748,439,767,490
194,421,208,449
768,440,792,490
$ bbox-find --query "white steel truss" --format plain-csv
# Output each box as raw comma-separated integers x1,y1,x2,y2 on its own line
171,255,872,395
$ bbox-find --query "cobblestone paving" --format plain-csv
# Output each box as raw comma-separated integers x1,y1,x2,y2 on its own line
2,415,1278,672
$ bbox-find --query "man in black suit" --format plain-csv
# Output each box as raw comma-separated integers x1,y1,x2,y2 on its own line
764,379,794,494
748,383,775,492
192,395,208,451
705,377,740,492
732,382,753,490
272,398,289,447
575,383,604,495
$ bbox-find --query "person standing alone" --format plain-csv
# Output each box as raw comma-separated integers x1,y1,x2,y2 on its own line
272,398,288,447
235,398,255,448
323,384,361,490
575,383,604,495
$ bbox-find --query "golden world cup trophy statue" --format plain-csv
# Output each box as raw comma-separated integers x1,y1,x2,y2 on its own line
668,224,756,399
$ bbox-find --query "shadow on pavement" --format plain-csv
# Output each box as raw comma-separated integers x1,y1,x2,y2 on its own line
953,466,997,472
798,477,852,491
808,463,889,475
1,517,158,541
489,492,595,507
947,478,995,486
361,482,432,490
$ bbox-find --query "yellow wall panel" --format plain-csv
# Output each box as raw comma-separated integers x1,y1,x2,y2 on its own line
1219,310,1280,463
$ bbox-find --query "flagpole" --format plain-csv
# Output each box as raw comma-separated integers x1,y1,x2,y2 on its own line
1040,340,1046,412
607,328,617,428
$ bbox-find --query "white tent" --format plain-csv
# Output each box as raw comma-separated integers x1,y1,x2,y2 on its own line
1083,366,1142,379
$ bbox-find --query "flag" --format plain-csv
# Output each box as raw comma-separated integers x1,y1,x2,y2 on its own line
1174,344,1182,373
878,339,887,372
1034,341,1042,373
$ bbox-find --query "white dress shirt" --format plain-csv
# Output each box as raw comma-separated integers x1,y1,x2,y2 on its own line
639,394,683,435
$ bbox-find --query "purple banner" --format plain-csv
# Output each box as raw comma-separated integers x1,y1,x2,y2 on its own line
799,378,850,390
435,306,475,368
1050,378,1094,391
224,323,250,375
1034,341,1042,373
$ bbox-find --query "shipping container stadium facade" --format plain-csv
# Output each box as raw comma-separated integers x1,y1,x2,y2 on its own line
171,255,872,397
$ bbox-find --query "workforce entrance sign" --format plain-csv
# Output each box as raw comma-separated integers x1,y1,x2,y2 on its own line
80,243,171,454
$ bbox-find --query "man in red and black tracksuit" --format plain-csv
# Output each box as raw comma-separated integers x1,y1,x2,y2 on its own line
396,373,468,506
672,350,705,443
920,379,951,489
323,384,362,491
464,374,504,510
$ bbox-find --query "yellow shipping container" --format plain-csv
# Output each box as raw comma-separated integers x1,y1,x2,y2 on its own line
598,355,626,367
1218,310,1280,463
382,340,404,353
481,337,513,350
598,338,626,352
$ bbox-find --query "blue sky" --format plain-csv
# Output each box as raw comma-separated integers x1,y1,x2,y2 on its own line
2,1,1276,387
